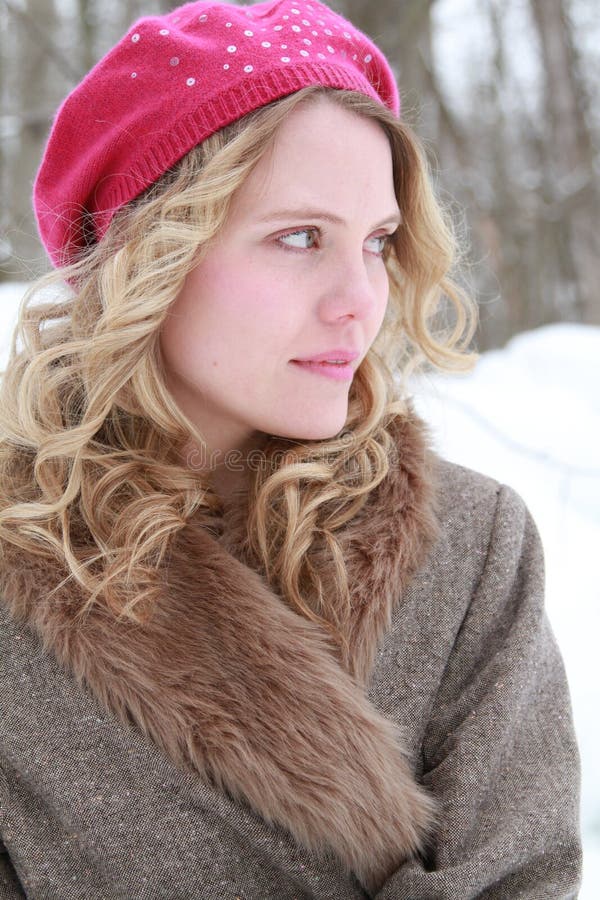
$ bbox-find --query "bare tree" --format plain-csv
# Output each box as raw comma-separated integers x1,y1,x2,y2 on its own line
1,0,74,281
530,0,599,326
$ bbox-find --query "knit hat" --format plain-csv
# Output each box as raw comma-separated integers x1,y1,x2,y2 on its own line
33,0,400,269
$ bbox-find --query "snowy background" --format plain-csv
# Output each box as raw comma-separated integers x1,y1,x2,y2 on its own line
1,281,598,894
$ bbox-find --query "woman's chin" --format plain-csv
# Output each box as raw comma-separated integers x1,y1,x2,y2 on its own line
269,416,349,444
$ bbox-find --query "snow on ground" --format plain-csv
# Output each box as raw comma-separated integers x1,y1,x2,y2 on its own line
1,283,598,894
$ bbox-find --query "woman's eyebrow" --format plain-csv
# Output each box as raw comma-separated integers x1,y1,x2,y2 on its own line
257,207,402,229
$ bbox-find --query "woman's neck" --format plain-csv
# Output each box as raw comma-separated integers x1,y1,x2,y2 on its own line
210,463,250,509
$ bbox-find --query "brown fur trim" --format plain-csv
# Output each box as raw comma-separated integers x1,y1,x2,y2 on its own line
0,406,440,893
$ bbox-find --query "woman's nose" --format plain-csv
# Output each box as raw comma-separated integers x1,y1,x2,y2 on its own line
317,253,383,323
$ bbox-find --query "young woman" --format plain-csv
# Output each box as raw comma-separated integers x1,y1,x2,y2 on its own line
0,1,582,897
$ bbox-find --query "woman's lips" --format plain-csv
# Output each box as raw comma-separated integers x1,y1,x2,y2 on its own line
290,360,354,381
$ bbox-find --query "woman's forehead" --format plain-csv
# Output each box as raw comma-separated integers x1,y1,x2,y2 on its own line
231,101,397,220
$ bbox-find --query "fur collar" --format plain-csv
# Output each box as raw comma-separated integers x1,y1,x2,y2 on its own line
0,406,440,893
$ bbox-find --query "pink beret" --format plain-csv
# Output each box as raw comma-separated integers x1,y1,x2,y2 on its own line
33,0,400,269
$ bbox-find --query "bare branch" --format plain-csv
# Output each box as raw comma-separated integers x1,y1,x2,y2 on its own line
3,0,82,83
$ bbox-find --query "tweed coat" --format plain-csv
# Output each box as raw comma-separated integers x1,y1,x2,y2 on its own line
0,408,582,898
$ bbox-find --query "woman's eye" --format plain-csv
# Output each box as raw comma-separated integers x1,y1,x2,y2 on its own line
367,235,388,254
277,228,319,251
276,228,393,256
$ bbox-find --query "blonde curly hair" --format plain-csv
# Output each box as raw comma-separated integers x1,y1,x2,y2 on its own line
0,85,478,658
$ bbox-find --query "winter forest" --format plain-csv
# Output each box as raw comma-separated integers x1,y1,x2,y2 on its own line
1,0,599,351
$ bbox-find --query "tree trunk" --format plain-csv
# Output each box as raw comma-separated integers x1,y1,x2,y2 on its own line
529,0,599,324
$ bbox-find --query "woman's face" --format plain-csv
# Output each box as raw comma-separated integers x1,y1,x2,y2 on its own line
159,96,400,466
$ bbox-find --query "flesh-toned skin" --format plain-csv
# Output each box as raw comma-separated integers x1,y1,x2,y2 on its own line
158,96,400,501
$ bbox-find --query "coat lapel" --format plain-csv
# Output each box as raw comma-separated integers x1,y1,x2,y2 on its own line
0,404,439,894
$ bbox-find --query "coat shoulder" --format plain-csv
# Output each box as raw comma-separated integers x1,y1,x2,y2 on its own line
432,453,503,508
428,453,503,539
427,452,533,537
409,451,542,600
